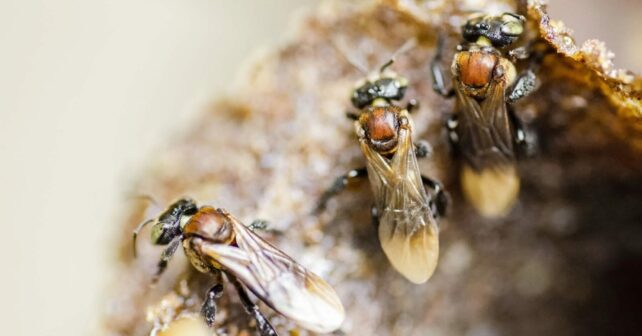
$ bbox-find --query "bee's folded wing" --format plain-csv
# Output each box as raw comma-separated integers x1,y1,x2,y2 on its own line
455,81,515,169
377,123,440,284
200,221,344,333
378,209,439,284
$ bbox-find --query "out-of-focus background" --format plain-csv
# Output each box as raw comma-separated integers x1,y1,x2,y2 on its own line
0,1,639,335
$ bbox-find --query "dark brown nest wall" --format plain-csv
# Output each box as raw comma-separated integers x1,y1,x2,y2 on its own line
104,1,642,335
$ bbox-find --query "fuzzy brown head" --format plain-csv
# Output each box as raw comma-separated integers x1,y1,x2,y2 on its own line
183,206,235,245
359,105,401,154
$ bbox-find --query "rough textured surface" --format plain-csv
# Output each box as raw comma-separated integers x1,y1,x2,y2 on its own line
103,0,642,335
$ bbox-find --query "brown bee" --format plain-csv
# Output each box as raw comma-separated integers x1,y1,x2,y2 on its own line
318,47,448,284
133,199,345,335
431,12,539,218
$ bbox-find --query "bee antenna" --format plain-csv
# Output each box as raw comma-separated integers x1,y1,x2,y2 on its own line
330,36,369,75
517,0,528,17
127,192,160,207
378,59,395,75
379,37,418,74
132,218,155,258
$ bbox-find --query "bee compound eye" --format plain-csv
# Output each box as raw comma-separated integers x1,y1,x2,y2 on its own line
351,83,375,108
151,223,165,244
501,13,524,23
501,21,523,37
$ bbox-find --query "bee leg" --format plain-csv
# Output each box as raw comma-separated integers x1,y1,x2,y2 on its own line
370,205,380,229
345,111,360,120
152,235,182,283
508,106,538,158
421,176,449,217
506,69,537,103
229,275,279,336
248,219,269,231
430,33,455,98
507,42,545,103
201,283,224,328
445,114,460,153
248,219,284,237
414,140,433,159
508,46,530,61
406,98,419,113
315,167,368,214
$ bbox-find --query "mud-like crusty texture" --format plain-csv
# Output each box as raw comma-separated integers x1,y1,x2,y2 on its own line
103,1,642,335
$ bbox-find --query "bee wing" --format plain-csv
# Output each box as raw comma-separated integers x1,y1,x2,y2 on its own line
199,216,345,333
455,81,515,170
359,137,396,207
361,123,439,284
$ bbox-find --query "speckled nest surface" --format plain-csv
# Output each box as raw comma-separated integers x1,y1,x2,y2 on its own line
103,1,642,335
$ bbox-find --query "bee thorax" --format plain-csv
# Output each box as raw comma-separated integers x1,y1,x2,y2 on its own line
360,105,402,154
455,51,498,89
183,207,236,244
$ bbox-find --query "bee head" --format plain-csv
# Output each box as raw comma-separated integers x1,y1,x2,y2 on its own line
359,105,402,154
150,198,198,245
351,76,408,109
463,12,525,48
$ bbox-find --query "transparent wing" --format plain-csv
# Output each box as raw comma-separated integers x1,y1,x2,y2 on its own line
361,122,440,284
455,81,515,170
360,138,395,210
198,215,344,333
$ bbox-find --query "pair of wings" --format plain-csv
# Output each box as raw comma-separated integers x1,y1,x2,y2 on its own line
455,79,515,171
197,213,345,334
360,121,440,284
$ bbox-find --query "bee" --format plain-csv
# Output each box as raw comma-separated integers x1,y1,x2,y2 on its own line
133,198,345,335
431,12,539,218
317,42,448,284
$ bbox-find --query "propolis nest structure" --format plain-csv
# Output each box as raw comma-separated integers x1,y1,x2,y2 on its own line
103,0,642,335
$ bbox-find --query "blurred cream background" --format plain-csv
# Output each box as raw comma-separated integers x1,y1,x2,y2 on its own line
0,1,638,336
